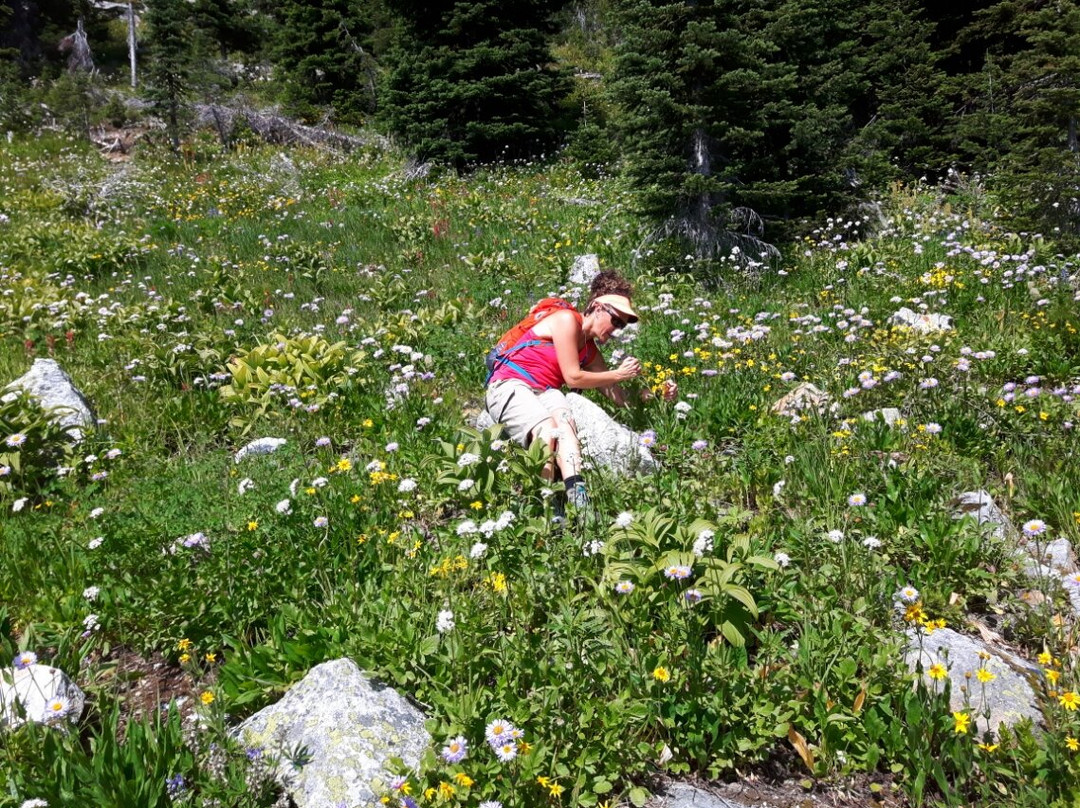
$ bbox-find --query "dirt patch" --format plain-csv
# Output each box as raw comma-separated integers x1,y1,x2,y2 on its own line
650,770,909,808
85,646,200,730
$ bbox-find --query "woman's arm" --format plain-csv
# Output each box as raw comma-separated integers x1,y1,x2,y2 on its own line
546,311,640,389
581,351,629,405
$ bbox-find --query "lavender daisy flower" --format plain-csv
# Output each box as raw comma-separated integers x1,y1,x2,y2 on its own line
441,735,468,763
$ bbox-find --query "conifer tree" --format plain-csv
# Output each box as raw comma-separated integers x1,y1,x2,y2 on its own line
270,0,379,124
143,0,196,152
381,0,568,169
995,0,1080,244
608,0,777,261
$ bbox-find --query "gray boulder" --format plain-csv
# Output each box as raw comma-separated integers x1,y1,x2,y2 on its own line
477,391,657,475
569,254,600,287
1,664,85,729
236,658,430,808
3,359,95,442
905,627,1042,734
952,491,1015,541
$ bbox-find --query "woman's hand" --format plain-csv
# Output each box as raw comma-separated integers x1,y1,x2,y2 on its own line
615,356,642,382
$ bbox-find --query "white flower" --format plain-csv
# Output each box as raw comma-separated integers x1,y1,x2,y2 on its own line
457,452,481,467
88,536,104,549
479,519,498,538
289,478,300,496
83,614,100,631
458,478,475,492
311,476,329,488
275,499,292,515
862,536,881,549
674,401,692,413
20,799,49,808
614,580,635,594
847,492,867,507
398,478,417,493
826,529,844,543
436,609,455,633
495,510,515,530
582,539,604,556
385,442,399,452
469,542,488,559
692,530,714,557
896,585,920,605
82,586,100,601
773,480,786,498
12,497,27,513
773,551,791,567
456,520,478,536
237,478,255,495
313,516,328,528
614,511,634,528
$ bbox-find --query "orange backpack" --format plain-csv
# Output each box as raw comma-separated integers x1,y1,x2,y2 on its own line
485,298,580,385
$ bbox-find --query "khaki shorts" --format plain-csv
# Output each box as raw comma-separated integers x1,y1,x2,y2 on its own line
485,379,570,446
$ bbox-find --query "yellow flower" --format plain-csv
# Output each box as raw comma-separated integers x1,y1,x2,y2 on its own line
453,772,474,787
438,781,455,799
179,652,190,664
1046,669,1061,685
200,691,215,705
548,783,565,797
928,663,948,680
363,419,374,428
488,572,508,594
470,500,483,510
537,776,551,788
952,711,970,734
1038,651,1053,666
1058,691,1079,711
653,666,671,683
247,520,258,531
204,652,216,663
177,638,193,651
1066,736,1079,751
351,494,361,503
976,668,996,683
518,740,533,754
335,458,352,473
977,742,998,752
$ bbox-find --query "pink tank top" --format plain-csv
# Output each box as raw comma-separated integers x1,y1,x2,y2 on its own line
489,326,597,390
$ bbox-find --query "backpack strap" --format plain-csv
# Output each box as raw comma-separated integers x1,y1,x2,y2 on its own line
484,338,548,387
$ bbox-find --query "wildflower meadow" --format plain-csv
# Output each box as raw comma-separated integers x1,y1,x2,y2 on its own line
1,133,1079,808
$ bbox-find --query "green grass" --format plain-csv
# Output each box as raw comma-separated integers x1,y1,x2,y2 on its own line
1,133,1079,808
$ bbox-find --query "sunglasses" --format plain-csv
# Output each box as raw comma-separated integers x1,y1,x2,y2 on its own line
601,304,628,330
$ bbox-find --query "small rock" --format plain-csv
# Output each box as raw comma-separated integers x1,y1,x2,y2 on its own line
889,307,953,333
951,491,1014,541
3,359,96,442
569,254,601,287
236,658,431,808
904,627,1042,734
234,437,287,463
861,408,902,426
771,382,834,418
1,664,85,729
649,782,752,808
1038,538,1076,575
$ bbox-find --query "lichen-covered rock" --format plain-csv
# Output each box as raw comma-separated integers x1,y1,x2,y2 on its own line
477,391,657,475
952,490,1014,541
1,664,85,729
3,359,95,442
905,627,1042,734
569,254,600,287
889,307,953,333
770,382,834,418
234,437,287,463
236,658,430,808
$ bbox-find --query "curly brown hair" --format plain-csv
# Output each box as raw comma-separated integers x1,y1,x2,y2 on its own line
588,270,633,305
